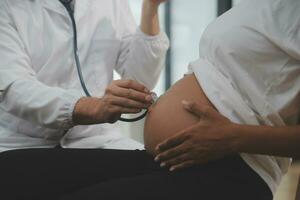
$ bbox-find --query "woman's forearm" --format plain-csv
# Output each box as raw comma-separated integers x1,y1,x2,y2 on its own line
233,124,300,158
140,0,161,36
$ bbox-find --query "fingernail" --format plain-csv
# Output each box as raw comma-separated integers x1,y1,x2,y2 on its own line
154,156,159,162
160,162,166,167
182,100,191,109
145,95,152,101
155,145,160,151
182,100,189,105
148,106,153,113
170,167,175,172
144,88,150,93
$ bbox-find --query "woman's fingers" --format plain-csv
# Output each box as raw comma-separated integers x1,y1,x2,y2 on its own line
155,143,189,162
182,100,227,121
159,152,192,169
155,132,187,152
155,143,200,171
169,161,197,172
182,100,211,118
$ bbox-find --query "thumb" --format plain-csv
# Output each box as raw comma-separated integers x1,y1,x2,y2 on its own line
182,100,206,118
183,100,230,123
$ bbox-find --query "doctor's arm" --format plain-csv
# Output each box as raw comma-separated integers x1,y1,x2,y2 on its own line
155,101,300,171
140,0,166,36
115,0,169,90
0,3,81,130
0,6,82,130
0,5,152,130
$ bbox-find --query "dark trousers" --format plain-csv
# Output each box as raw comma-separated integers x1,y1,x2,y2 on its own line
0,148,272,200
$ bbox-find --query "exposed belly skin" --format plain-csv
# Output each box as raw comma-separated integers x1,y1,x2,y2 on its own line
144,74,215,156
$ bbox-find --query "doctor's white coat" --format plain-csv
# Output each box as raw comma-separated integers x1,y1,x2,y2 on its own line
0,0,169,151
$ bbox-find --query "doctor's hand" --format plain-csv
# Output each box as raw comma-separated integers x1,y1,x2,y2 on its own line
73,80,153,125
154,101,239,172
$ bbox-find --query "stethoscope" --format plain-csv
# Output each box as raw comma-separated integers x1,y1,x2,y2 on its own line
59,0,156,122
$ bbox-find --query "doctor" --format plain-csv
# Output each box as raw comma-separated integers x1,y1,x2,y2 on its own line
0,0,169,199
0,0,169,150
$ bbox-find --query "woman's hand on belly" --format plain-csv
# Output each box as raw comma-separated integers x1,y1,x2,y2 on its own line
154,101,238,172
144,74,214,155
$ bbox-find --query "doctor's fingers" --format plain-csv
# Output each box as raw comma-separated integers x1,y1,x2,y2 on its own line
106,86,152,104
105,96,150,109
114,80,150,93
107,106,142,115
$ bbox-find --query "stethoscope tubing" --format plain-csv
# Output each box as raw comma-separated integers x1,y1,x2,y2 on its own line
60,0,148,122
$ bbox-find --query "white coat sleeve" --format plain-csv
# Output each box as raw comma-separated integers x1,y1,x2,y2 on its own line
0,3,82,130
114,0,170,90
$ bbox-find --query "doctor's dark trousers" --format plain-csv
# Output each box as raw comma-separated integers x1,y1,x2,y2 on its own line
0,148,272,200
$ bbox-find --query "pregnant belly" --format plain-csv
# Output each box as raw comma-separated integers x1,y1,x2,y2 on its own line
144,74,216,156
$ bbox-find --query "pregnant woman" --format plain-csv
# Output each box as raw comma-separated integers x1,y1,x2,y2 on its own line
63,0,299,199
146,0,300,199
1,0,299,199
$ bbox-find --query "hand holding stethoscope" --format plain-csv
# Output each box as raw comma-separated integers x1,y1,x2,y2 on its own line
72,80,156,125
59,0,158,123
98,80,155,124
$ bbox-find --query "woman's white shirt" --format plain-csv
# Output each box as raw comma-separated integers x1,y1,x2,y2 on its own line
189,0,300,195
0,0,169,151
